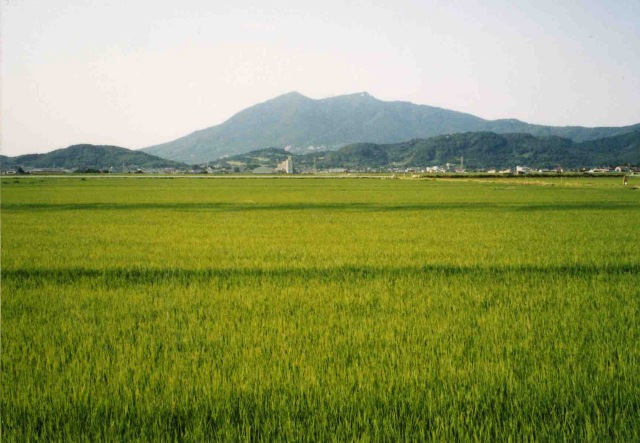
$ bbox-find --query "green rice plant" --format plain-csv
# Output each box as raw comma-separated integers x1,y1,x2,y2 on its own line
1,176,639,441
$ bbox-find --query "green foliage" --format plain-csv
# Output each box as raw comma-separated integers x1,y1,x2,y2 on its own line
2,176,639,441
0,155,18,170
141,91,640,163
223,131,640,170
74,167,109,173
2,144,186,171
577,131,640,165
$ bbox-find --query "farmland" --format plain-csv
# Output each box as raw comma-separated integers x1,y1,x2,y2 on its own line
2,175,639,441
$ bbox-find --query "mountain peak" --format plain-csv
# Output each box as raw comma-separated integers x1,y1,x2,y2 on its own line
333,91,377,100
142,91,640,164
355,91,375,100
275,91,310,101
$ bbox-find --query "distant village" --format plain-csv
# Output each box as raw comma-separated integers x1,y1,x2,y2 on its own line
2,155,637,176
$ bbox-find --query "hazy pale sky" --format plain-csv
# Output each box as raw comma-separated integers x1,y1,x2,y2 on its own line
2,0,639,156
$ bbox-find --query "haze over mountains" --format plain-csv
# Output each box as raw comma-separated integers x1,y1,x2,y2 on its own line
3,130,638,172
3,92,638,172
142,92,640,164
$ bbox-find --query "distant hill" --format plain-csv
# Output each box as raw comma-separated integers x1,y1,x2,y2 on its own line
142,91,640,164
215,131,640,171
571,131,640,167
1,144,187,171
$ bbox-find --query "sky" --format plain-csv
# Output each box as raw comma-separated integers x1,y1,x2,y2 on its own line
2,0,639,156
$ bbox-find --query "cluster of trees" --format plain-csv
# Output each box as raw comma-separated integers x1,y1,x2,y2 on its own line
216,131,640,171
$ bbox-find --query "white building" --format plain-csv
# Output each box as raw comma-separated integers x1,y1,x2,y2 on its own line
276,156,293,174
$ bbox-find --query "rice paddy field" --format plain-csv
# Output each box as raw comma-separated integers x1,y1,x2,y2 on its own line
2,175,639,441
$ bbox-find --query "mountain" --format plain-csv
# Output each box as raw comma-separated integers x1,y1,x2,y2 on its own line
142,92,640,164
215,131,640,171
572,131,640,167
1,144,187,171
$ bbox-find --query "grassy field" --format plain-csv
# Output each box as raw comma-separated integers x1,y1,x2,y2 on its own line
2,175,639,441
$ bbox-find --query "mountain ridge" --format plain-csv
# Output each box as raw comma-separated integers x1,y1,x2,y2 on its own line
142,92,640,164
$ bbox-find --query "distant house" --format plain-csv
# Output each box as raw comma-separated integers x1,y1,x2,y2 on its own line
253,166,274,174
